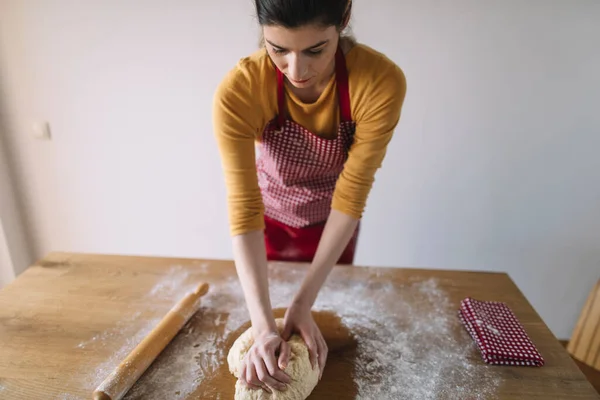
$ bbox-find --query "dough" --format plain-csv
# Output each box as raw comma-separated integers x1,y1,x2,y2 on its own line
227,319,319,400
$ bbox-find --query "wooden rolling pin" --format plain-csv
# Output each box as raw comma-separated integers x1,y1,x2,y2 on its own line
93,282,210,400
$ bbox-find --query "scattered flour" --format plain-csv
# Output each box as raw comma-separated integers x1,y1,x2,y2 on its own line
148,266,192,297
268,265,501,399
67,266,199,398
72,263,501,399
317,275,500,399
77,311,142,350
83,317,163,390
125,276,249,399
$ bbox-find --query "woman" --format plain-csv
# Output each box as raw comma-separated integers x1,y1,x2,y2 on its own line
213,0,406,393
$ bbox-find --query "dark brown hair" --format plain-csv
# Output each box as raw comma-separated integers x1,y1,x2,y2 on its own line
255,0,352,29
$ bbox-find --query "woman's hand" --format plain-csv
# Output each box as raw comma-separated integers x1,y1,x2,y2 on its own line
282,302,328,380
239,330,291,393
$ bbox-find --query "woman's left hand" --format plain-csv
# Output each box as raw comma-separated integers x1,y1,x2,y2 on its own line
281,301,328,380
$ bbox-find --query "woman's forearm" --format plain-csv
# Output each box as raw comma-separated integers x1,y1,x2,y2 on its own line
292,209,359,308
232,230,277,335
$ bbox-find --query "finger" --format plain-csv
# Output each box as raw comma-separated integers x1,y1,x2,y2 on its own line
243,380,262,391
317,337,328,380
303,335,318,370
246,355,261,387
281,320,293,341
256,358,287,392
278,340,292,371
240,363,260,390
262,345,290,384
261,383,272,394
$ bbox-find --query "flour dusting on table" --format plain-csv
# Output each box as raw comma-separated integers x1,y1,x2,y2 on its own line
269,267,501,399
72,266,196,394
322,276,500,399
124,276,246,399
148,266,191,297
76,264,501,399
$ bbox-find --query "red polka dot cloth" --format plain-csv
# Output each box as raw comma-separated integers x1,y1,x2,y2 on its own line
459,297,545,366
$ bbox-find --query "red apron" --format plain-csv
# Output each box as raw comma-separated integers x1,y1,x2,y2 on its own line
257,46,358,264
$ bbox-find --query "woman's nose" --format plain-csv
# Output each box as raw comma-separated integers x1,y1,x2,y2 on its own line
287,54,307,80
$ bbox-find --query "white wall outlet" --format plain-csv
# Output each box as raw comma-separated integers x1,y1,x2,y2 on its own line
32,122,52,140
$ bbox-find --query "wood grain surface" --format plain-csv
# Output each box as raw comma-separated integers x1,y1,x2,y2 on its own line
0,252,597,399
567,279,600,371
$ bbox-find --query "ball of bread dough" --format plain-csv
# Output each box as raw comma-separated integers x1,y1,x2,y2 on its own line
227,318,319,400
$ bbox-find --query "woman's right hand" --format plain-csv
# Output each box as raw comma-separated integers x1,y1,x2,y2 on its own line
239,330,292,392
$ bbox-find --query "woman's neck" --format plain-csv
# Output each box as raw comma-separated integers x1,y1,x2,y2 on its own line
287,59,335,104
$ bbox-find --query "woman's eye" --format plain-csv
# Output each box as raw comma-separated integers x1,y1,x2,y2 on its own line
271,48,323,56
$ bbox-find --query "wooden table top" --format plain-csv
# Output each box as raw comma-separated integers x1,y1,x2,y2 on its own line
0,252,597,399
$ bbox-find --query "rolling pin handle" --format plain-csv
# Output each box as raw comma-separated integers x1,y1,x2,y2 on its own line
93,390,112,400
195,282,209,297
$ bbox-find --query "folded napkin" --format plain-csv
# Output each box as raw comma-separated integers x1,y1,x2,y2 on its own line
459,297,544,366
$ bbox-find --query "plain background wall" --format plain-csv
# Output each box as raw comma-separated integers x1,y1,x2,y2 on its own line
0,0,598,339
0,125,32,286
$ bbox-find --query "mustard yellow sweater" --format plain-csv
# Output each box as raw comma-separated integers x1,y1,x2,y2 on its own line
214,43,407,236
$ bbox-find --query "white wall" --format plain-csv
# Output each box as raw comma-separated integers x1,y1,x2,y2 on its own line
0,0,598,338
0,127,32,286
0,222,15,288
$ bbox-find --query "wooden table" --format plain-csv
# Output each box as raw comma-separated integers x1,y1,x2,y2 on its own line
0,252,597,399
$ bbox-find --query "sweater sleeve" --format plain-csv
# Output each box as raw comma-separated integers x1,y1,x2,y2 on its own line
213,65,266,236
331,64,407,219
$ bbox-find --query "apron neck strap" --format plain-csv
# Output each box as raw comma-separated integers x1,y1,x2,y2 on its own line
334,46,352,122
276,45,352,128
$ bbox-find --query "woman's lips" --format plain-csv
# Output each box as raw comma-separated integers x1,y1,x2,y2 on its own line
289,77,311,84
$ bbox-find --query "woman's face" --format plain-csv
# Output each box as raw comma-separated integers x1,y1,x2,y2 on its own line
263,24,340,89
